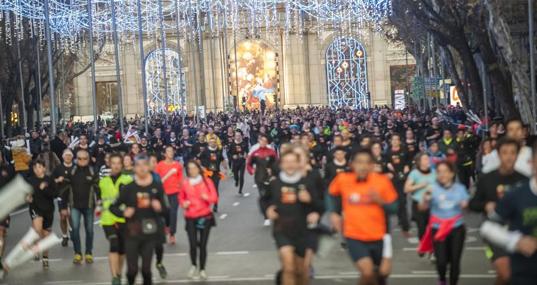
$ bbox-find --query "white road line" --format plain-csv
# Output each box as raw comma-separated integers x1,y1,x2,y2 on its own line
402,246,485,251
79,273,495,284
219,214,228,220
10,208,28,216
411,270,436,274
215,251,249,255
165,253,188,257
232,202,240,207
93,220,100,225
243,192,251,197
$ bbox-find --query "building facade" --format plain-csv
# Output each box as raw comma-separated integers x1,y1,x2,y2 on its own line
72,29,414,118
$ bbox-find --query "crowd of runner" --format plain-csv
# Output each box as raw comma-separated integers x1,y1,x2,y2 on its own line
0,105,535,285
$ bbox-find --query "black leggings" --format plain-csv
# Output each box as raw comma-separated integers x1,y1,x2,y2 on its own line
395,183,409,232
412,201,430,240
232,160,246,193
155,243,164,264
125,238,155,285
185,218,212,270
432,226,466,285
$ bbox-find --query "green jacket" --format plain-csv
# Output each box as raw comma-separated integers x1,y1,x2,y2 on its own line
99,174,133,226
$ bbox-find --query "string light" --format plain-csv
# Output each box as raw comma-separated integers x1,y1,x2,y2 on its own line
0,0,391,48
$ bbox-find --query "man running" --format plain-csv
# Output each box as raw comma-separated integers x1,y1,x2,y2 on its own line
52,149,74,247
110,154,168,285
329,149,398,285
471,138,528,285
247,134,278,226
99,153,133,285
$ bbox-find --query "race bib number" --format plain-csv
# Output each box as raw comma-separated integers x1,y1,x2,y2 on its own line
281,186,297,204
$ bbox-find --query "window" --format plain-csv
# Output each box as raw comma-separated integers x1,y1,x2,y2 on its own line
325,37,369,109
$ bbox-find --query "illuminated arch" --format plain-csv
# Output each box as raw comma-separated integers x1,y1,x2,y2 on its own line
228,40,280,111
325,37,369,109
145,48,186,115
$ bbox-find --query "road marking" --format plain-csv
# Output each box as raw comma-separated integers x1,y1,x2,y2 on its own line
403,246,485,251
165,253,188,257
465,236,478,243
215,251,249,255
411,270,436,274
406,237,419,244
219,214,228,220
243,192,251,197
79,273,495,284
232,202,240,207
93,220,100,225
10,208,28,216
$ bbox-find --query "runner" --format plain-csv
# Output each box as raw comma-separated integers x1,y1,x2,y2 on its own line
266,148,319,285
200,137,226,212
480,141,537,284
155,146,184,245
418,161,469,285
228,130,249,195
148,153,168,279
109,154,168,285
404,153,437,243
470,138,528,285
247,134,278,226
329,149,398,285
180,160,218,280
27,159,58,269
99,153,133,285
52,149,75,247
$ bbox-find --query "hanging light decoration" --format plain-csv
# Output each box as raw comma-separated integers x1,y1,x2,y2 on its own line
0,0,391,49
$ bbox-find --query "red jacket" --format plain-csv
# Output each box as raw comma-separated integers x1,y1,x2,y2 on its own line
179,177,218,219
418,214,463,254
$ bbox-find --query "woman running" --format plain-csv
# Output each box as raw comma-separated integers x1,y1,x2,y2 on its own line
27,159,58,269
404,153,437,243
179,160,218,280
418,161,469,285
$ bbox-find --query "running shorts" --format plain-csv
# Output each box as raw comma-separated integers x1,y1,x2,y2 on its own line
346,238,383,265
29,207,54,230
57,198,68,211
485,242,509,262
103,224,126,254
273,232,306,257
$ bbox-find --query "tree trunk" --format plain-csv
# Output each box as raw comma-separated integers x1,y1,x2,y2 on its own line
484,0,536,131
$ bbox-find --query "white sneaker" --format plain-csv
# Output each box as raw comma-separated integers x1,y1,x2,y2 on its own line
199,270,208,280
187,265,198,279
263,219,271,227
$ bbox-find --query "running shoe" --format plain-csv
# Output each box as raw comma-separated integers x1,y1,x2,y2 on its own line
199,270,208,281
42,257,49,269
263,219,271,227
156,263,167,279
61,236,69,247
73,254,83,265
85,254,94,264
111,276,121,285
187,265,198,279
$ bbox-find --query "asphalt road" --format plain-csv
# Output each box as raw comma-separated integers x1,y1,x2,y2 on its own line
0,174,494,285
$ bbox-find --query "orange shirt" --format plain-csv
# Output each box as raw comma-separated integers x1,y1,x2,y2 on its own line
329,172,397,241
